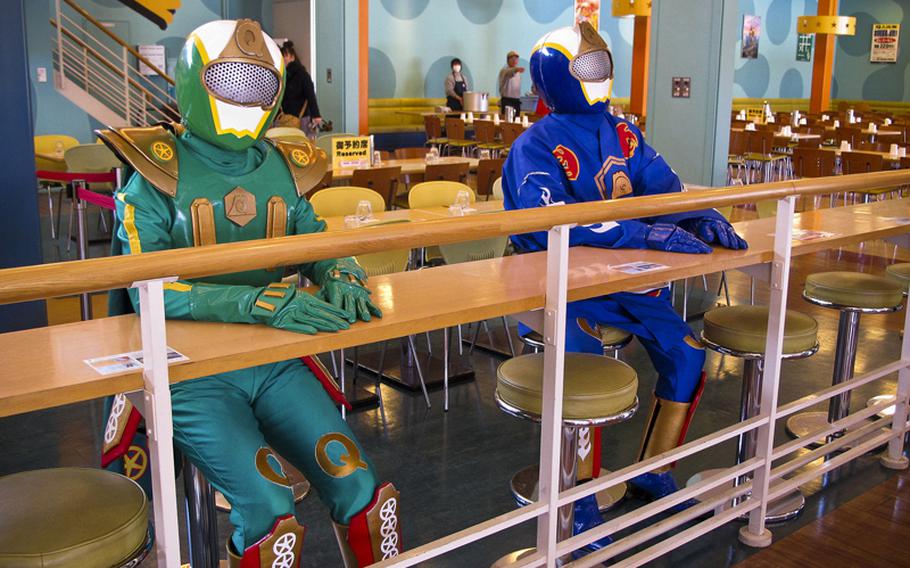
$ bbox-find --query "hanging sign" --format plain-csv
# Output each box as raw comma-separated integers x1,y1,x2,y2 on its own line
574,0,601,30
137,45,165,76
871,23,900,63
332,136,371,169
796,33,813,61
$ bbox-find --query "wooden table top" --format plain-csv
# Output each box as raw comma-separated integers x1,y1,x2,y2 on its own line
330,157,479,180
321,200,504,232
2,199,909,417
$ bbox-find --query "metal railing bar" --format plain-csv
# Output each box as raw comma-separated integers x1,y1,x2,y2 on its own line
558,458,762,553
771,397,895,461
368,503,547,568
558,415,766,506
776,360,907,419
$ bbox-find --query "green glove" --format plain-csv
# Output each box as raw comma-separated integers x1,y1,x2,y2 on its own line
251,283,351,334
187,281,350,334
318,278,383,322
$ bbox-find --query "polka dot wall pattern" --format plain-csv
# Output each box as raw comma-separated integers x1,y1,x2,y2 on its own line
765,0,792,45
369,48,397,99
779,67,804,98
523,0,572,24
738,55,771,98
836,0,907,101
456,0,504,25
379,0,430,20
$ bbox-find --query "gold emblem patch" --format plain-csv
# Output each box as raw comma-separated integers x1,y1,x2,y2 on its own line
151,141,174,162
255,447,293,487
684,335,705,350
611,171,633,200
224,186,257,227
315,432,369,478
289,148,311,167
123,445,148,480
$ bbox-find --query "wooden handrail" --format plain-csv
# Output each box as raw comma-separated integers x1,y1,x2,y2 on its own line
1,170,909,305
62,0,175,86
52,20,176,114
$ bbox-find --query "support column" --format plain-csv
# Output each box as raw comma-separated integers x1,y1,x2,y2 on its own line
0,0,47,333
629,14,651,118
810,0,838,114
358,0,369,135
646,0,738,186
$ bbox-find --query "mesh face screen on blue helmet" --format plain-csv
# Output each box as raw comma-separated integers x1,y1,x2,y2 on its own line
571,49,613,83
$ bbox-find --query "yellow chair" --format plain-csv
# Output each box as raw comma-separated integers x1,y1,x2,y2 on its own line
63,144,122,251
34,135,80,172
492,177,504,200
309,186,386,219
755,200,777,218
265,126,309,141
407,181,476,208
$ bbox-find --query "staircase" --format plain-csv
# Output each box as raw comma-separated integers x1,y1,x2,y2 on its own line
50,0,178,128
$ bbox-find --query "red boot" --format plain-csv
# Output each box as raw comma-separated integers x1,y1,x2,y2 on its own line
227,515,305,568
333,482,402,567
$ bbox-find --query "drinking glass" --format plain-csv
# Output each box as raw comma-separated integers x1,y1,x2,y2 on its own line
344,215,361,229
479,149,491,160
356,200,373,221
454,189,471,210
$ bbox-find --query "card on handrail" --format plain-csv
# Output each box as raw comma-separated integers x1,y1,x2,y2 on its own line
609,261,670,274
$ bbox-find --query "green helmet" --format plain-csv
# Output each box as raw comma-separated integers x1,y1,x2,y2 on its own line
175,19,285,151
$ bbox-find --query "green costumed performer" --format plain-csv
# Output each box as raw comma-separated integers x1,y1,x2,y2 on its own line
97,19,401,567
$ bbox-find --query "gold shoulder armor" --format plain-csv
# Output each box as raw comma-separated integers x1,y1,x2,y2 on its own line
95,123,180,197
268,138,329,197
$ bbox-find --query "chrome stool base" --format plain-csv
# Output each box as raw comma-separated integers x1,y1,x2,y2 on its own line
510,464,626,513
492,547,537,567
215,479,311,512
785,411,878,449
686,468,804,523
867,394,897,419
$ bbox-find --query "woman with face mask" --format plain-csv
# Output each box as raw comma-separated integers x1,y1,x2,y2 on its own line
444,58,469,111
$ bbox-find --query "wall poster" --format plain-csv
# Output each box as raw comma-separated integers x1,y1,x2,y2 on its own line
742,15,761,59
796,33,813,61
871,23,900,63
574,0,600,30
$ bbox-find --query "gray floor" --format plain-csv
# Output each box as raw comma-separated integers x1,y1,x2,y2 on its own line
12,192,904,566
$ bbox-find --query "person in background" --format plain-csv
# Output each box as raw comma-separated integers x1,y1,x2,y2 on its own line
498,50,524,118
280,41,323,137
445,58,469,111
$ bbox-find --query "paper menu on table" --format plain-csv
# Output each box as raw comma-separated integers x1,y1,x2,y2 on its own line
85,347,189,376
609,261,670,275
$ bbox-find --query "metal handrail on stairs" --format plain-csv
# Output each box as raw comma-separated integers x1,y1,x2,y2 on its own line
51,0,178,127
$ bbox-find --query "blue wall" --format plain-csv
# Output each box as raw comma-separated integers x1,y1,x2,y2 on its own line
834,0,908,101
368,0,635,100
733,0,818,100
25,0,272,142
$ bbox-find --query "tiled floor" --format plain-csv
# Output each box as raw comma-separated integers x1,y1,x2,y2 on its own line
8,195,908,566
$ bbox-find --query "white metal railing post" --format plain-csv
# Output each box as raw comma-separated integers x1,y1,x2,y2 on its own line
55,0,64,87
882,297,910,470
740,196,796,548
123,45,131,123
135,277,182,567
537,224,573,566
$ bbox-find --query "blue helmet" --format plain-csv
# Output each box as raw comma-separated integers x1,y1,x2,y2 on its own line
530,21,614,114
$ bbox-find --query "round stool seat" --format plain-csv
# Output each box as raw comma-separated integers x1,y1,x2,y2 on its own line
0,468,149,568
885,263,910,292
496,353,638,423
703,305,818,356
521,326,632,349
804,272,903,310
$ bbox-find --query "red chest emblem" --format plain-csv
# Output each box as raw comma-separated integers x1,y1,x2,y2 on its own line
552,145,580,181
617,123,639,159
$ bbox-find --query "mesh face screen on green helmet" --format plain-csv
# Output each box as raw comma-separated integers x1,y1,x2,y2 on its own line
175,19,285,152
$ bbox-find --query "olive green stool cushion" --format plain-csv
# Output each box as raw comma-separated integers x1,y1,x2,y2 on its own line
497,353,638,421
885,263,910,292
522,326,632,348
0,468,148,568
703,305,818,355
804,272,903,310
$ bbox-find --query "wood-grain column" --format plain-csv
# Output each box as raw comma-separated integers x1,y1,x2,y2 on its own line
629,14,651,118
358,0,369,135
810,0,838,114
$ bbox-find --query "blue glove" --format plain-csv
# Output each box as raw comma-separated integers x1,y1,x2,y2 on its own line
690,218,748,250
646,223,713,254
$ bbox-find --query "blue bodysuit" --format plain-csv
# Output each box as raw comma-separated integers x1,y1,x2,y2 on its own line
503,112,721,403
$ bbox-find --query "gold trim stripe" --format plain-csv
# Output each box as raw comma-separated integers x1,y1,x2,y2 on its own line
190,198,217,247
122,203,142,254
164,282,192,293
255,300,276,312
263,290,285,298
269,282,293,289
266,196,288,239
